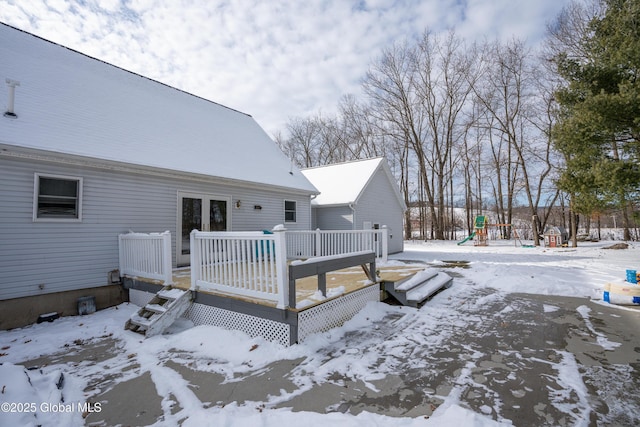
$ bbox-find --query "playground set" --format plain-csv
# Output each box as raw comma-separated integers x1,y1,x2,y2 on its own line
457,215,526,247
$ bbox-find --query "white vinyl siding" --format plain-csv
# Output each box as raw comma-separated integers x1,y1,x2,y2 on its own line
314,206,353,230
354,169,405,254
0,158,312,300
311,167,404,253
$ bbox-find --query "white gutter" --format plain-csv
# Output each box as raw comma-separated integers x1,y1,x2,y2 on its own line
348,202,356,230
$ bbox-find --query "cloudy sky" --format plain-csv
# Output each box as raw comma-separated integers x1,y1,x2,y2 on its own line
1,0,569,135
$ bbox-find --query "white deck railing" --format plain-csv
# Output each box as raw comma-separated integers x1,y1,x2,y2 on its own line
286,228,388,261
189,228,288,309
120,227,389,309
118,231,173,285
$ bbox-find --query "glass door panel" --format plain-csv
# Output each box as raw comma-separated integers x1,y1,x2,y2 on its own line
209,200,227,231
181,197,202,255
177,193,230,266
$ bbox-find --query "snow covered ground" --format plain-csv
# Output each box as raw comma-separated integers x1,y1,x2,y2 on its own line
1,240,639,426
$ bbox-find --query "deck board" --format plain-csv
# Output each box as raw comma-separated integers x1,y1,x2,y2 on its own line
150,264,425,308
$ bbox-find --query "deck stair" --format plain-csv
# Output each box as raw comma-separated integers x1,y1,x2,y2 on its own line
384,268,452,308
125,286,193,337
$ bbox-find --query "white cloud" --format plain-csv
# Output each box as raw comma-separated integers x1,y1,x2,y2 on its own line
0,0,570,135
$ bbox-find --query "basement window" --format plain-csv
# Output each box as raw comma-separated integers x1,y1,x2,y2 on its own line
284,200,297,223
33,173,83,222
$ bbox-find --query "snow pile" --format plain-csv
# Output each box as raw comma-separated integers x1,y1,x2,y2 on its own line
0,363,85,427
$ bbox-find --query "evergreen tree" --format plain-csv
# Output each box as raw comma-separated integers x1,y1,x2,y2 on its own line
551,0,640,241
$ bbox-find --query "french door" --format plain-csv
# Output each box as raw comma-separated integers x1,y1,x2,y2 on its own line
177,192,230,265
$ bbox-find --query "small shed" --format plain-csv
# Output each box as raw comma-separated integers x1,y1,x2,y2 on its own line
544,226,569,248
301,157,406,254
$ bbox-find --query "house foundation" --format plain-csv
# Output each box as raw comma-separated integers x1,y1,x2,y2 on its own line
0,285,127,330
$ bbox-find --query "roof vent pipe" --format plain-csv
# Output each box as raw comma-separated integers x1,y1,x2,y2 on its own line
4,78,20,118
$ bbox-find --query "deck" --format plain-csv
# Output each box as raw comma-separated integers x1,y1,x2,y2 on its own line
129,263,426,309
124,262,427,345
119,230,423,345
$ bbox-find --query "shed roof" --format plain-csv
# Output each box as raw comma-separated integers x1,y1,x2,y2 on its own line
0,24,317,194
545,226,568,235
301,157,406,209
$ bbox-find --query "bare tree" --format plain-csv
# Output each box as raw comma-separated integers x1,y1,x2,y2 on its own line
338,95,386,159
472,39,558,244
363,39,435,237
274,27,568,243
527,58,564,239
544,0,603,63
362,32,478,240
459,97,487,235
414,31,477,239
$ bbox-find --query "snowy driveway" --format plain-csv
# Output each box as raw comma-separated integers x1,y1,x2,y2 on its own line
1,241,639,426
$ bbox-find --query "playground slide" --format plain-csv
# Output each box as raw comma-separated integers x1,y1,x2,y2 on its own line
457,231,476,245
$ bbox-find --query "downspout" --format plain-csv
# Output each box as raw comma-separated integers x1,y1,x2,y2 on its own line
349,202,356,230
310,194,317,228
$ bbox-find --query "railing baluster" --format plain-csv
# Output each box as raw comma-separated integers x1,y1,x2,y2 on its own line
285,229,387,260
118,231,173,285
242,239,249,290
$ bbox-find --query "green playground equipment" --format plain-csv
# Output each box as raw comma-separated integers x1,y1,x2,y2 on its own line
458,215,488,246
458,215,529,247
457,231,476,245
474,215,487,229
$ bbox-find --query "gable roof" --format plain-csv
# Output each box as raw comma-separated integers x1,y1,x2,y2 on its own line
301,157,406,209
0,24,317,194
545,226,568,235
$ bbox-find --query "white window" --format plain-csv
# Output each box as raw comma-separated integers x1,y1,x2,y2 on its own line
284,200,297,223
33,173,83,222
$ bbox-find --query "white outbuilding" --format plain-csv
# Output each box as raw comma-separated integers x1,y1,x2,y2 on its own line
301,157,406,254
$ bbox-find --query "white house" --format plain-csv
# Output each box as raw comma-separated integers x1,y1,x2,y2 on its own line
0,24,318,328
301,157,406,254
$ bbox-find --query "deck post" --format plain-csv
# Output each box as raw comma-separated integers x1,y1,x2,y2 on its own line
288,275,297,309
318,272,326,297
161,231,173,285
361,258,377,283
189,229,199,291
272,225,289,309
315,228,321,257
380,226,388,262
118,234,124,279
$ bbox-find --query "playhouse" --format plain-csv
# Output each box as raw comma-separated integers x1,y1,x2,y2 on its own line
543,226,568,248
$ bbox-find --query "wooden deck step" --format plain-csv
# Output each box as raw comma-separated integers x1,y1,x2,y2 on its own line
129,313,153,328
157,288,187,301
125,286,193,337
406,272,452,306
394,269,439,292
383,268,452,308
145,303,168,314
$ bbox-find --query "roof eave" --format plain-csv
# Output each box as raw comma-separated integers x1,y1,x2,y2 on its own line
0,144,319,195
311,201,352,208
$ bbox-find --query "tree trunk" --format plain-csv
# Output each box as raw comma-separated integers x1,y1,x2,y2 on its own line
569,203,579,247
